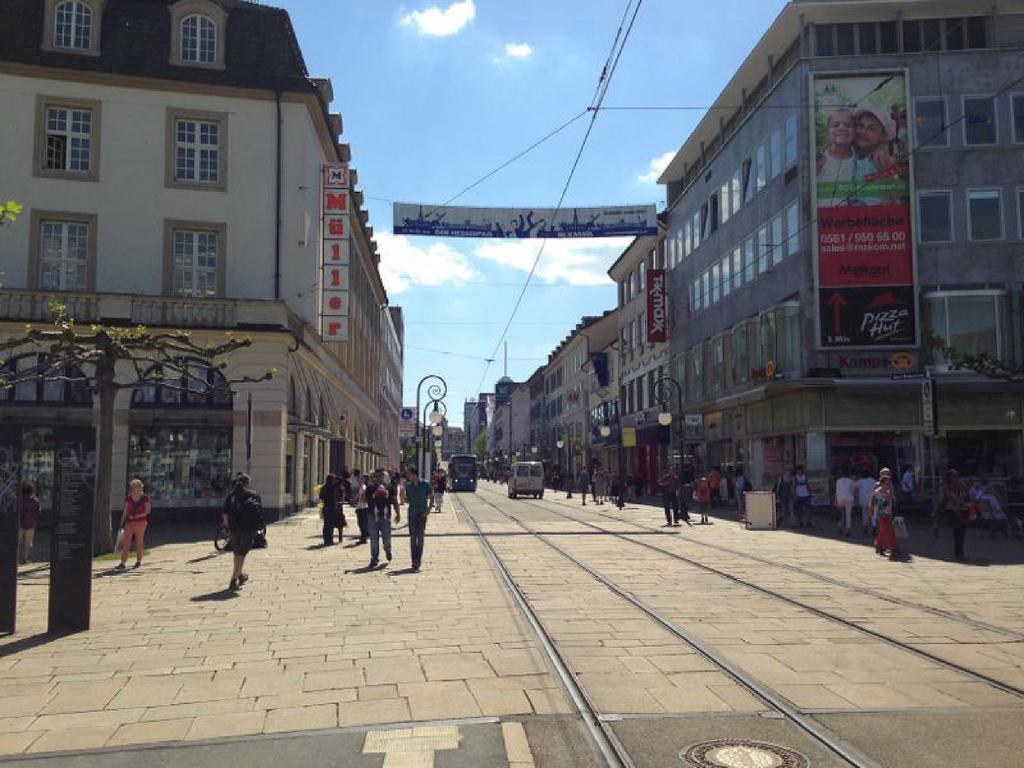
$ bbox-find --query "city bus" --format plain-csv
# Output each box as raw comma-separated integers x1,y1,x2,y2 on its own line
448,454,478,492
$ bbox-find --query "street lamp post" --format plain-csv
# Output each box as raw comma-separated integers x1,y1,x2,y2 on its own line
554,431,572,498
654,375,685,473
422,400,446,478
600,418,626,509
415,375,447,478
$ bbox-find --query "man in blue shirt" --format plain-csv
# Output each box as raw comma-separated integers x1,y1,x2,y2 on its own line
401,467,433,571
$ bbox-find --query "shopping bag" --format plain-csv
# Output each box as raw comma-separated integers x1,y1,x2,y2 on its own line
892,516,909,539
115,527,125,549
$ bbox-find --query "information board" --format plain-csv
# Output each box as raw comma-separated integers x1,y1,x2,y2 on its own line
49,452,94,633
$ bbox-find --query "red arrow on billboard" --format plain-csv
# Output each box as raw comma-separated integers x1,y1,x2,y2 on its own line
825,292,848,334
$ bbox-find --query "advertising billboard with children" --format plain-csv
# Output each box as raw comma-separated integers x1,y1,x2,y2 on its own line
811,72,917,348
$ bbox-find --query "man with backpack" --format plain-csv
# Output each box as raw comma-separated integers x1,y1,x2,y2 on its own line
222,474,263,591
367,469,396,568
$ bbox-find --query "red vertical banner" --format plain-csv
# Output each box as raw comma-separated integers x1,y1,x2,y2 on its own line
811,72,917,348
646,269,667,343
322,162,350,342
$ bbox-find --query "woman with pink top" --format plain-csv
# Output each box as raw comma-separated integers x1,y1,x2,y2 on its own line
117,478,150,570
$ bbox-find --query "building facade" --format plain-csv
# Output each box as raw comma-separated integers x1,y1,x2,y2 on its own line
0,0,401,520
659,0,1024,497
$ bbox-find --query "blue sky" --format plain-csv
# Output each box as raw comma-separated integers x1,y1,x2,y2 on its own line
281,0,787,425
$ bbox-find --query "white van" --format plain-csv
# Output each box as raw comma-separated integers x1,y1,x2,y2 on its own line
509,461,544,499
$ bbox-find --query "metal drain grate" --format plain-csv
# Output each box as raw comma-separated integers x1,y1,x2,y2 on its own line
680,740,810,768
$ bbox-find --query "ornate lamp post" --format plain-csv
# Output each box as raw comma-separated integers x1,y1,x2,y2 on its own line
600,412,626,509
654,375,685,473
418,382,447,478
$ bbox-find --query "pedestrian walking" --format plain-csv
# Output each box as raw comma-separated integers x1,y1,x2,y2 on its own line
593,468,608,505
835,466,855,537
431,469,447,512
319,474,346,545
939,468,971,561
402,467,433,571
735,469,749,522
578,466,591,506
18,481,40,565
900,464,915,506
659,468,680,526
709,466,722,508
793,465,813,528
367,470,395,568
870,468,901,558
116,478,150,570
775,469,795,528
223,474,263,590
352,471,370,545
856,469,878,535
696,476,711,524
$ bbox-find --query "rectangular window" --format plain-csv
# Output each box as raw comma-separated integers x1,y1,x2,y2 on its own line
815,25,834,57
769,129,782,179
692,278,701,311
693,211,701,247
720,181,731,225
743,236,755,282
858,22,877,55
757,226,769,274
966,16,987,49
1012,94,1024,143
731,246,742,289
55,1,93,50
784,114,797,167
172,229,219,297
918,191,953,242
755,143,767,191
785,201,799,256
174,117,222,184
38,219,89,291
967,189,1003,241
914,97,948,148
902,20,922,52
683,221,691,258
700,202,710,240
771,214,784,266
742,158,754,203
721,256,731,298
878,21,898,53
944,17,965,50
709,194,719,234
922,19,942,51
711,264,720,304
963,96,997,146
836,23,855,55
128,427,232,506
731,168,742,213
44,106,92,173
701,271,710,308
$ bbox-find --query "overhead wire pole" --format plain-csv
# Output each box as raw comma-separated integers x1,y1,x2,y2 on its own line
474,0,646,399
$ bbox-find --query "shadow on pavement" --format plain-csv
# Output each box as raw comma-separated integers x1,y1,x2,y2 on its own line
387,567,419,576
190,589,239,602
0,632,67,657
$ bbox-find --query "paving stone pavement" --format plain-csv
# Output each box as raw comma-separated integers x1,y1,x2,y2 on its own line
0,503,568,757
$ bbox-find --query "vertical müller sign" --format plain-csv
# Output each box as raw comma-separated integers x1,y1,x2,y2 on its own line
322,163,351,342
646,269,667,343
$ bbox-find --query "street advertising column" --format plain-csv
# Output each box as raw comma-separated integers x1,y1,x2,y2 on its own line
322,163,351,343
811,71,917,348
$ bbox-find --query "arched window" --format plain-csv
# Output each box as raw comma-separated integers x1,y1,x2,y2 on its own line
180,14,216,64
54,1,93,51
131,359,232,409
287,377,298,417
0,354,91,405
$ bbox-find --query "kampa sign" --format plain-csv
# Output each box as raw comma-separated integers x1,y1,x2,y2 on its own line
646,269,667,343
839,352,917,372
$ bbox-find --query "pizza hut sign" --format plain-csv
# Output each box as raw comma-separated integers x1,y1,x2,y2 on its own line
646,269,667,343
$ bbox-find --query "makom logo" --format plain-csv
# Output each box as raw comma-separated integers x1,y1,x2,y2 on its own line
646,269,667,343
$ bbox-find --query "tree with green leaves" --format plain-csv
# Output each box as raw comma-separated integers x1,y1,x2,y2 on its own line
473,429,488,462
0,200,22,227
927,333,1024,381
0,303,272,553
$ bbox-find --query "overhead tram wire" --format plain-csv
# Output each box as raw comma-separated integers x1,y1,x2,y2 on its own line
473,0,645,397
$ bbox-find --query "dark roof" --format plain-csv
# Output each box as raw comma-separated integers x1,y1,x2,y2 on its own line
1,0,311,93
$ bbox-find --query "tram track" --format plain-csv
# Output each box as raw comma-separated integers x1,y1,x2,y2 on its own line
452,492,883,768
482,486,1024,703
530,489,1024,644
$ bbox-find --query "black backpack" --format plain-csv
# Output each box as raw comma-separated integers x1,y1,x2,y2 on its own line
234,493,264,532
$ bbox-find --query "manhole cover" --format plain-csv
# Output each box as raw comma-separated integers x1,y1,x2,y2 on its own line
680,740,809,768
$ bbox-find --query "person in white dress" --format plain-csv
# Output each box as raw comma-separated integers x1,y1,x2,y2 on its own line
835,467,856,538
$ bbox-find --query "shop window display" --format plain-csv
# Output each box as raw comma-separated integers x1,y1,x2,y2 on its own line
127,427,232,506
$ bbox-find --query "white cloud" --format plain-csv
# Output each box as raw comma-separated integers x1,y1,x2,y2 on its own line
636,151,676,184
474,238,631,286
376,233,477,295
400,0,476,37
503,42,533,59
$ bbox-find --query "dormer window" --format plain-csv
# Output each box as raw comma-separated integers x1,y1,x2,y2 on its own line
55,1,92,50
169,0,227,69
181,14,216,64
42,0,104,56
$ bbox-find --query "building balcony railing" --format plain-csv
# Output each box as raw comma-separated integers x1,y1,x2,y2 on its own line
0,289,306,336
